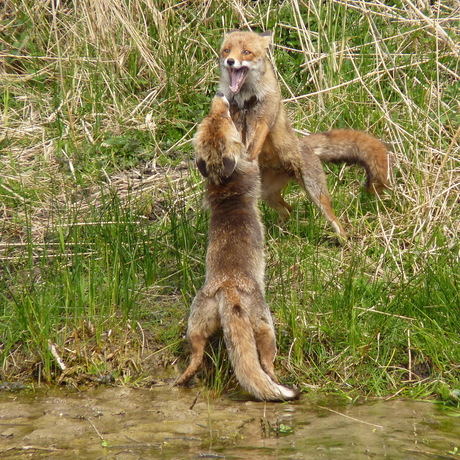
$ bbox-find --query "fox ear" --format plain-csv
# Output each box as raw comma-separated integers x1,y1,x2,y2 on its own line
222,156,236,178
259,30,273,48
196,158,208,177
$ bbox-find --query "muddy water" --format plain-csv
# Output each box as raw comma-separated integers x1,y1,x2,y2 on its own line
0,384,459,459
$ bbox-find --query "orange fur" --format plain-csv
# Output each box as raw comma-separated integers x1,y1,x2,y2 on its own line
219,31,390,240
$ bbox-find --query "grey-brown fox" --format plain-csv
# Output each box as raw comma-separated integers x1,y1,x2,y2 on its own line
176,93,299,401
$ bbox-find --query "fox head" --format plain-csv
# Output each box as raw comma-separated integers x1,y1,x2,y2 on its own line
219,30,272,95
193,92,245,184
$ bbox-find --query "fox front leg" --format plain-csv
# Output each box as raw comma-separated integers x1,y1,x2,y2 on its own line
246,119,270,161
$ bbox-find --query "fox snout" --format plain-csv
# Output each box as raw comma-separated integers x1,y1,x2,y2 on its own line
224,57,246,69
226,58,238,67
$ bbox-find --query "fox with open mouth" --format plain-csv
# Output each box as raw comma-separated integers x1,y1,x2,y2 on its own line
220,30,272,102
218,30,390,241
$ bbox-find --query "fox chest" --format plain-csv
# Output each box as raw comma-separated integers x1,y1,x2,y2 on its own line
229,107,248,144
230,106,281,169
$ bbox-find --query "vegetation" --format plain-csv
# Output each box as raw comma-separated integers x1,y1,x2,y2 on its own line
1,0,459,401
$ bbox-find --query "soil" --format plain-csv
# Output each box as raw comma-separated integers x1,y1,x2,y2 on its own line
1,383,459,459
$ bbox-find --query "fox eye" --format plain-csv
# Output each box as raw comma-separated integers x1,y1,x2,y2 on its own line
242,50,251,55
223,48,230,54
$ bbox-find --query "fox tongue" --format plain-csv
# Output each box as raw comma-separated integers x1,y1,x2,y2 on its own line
229,67,248,94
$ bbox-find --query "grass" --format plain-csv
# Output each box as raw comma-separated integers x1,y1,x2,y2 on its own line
1,0,459,401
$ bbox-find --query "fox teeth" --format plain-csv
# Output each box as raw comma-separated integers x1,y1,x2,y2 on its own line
229,67,248,94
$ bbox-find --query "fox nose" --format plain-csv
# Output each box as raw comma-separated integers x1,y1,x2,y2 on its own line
226,58,235,66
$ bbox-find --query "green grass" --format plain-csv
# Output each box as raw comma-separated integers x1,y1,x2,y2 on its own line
1,0,459,400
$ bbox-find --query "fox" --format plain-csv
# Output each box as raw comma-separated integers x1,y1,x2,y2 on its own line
218,30,390,240
175,92,299,401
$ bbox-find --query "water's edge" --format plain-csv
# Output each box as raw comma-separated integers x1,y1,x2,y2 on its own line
0,385,458,459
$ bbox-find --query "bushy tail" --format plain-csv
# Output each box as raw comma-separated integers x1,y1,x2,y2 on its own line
304,129,390,194
218,289,298,401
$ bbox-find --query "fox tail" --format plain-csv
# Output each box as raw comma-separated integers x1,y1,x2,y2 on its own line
218,288,299,402
304,129,390,194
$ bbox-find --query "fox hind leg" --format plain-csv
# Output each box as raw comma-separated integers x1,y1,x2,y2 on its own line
255,324,279,383
260,164,347,240
176,292,219,386
260,168,293,222
298,151,347,241
251,297,279,383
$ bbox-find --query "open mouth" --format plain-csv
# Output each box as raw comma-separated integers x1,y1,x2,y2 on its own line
228,67,248,94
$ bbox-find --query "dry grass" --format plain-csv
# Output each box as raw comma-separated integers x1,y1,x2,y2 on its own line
2,0,458,243
1,0,459,395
